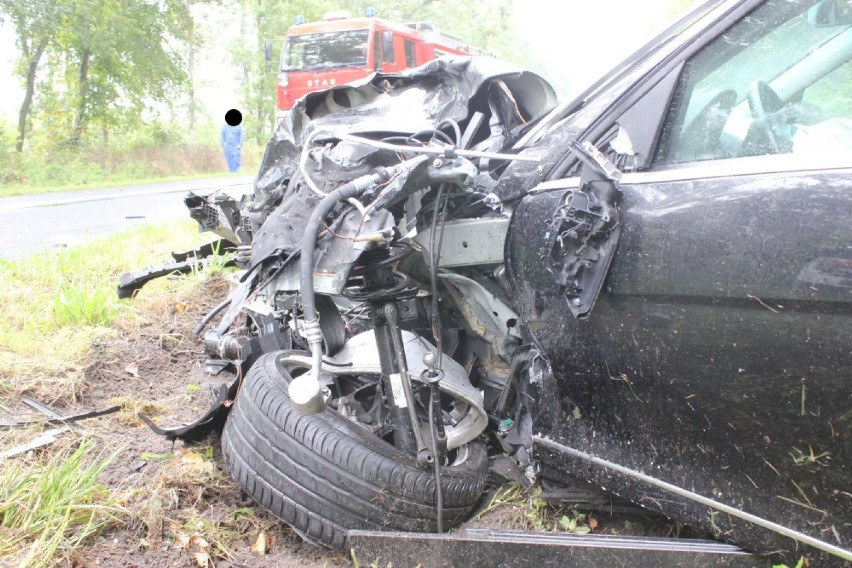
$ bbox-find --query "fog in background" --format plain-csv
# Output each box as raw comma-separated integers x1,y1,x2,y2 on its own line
0,0,698,126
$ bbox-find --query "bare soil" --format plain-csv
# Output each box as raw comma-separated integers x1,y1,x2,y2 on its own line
1,277,344,568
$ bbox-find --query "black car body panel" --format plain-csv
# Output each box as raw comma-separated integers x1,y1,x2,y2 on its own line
502,0,852,561
507,165,852,559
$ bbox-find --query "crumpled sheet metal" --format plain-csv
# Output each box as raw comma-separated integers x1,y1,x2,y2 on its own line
249,57,557,264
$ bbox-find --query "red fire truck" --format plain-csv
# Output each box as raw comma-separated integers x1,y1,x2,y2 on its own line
273,10,480,118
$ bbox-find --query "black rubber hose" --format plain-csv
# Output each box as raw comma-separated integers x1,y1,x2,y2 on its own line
193,297,231,336
299,169,390,324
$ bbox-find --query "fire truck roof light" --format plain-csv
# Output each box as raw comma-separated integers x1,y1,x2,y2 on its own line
365,7,377,17
294,15,305,24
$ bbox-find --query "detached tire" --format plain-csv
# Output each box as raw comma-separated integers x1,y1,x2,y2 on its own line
221,351,488,549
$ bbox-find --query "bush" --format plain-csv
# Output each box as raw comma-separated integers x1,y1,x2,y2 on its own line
0,119,265,194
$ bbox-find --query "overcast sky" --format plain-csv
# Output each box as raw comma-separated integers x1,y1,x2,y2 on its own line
515,0,697,96
0,0,699,126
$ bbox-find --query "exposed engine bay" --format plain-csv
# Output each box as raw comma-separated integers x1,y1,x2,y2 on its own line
167,58,562,466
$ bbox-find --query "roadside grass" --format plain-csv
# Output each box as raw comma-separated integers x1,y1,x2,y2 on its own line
127,444,282,566
0,219,229,405
0,141,263,198
0,220,240,565
0,439,126,568
0,172,231,198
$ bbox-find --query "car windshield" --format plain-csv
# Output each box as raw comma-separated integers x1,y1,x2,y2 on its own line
281,30,370,71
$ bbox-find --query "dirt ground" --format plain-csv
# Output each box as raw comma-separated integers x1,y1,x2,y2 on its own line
1,277,345,568
1,275,698,568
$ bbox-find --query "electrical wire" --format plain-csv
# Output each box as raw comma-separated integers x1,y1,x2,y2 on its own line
426,185,452,534
408,128,454,146
429,185,451,370
335,133,542,163
437,119,462,145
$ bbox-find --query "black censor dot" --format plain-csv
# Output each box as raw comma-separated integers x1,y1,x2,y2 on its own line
225,109,243,126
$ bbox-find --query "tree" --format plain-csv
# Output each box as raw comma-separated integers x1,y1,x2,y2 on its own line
53,0,192,145
0,0,63,152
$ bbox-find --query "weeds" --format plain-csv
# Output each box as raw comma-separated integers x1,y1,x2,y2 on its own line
790,446,831,467
130,445,236,546
52,282,116,326
0,220,211,403
0,439,126,568
181,240,235,284
475,482,593,534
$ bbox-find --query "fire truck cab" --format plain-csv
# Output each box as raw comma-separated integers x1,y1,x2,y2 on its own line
274,10,479,120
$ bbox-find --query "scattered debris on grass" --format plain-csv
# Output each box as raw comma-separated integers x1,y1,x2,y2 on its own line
108,396,168,426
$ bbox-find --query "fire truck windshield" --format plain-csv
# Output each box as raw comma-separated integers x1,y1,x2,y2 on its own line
281,30,370,71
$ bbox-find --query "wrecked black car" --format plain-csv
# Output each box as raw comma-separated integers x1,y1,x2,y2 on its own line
126,0,852,563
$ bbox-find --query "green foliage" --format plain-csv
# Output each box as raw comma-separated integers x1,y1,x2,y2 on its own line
1,0,191,149
0,0,64,151
0,124,264,195
557,510,591,534
0,439,125,568
0,0,60,62
772,558,805,568
52,281,116,327
53,0,191,143
0,220,203,358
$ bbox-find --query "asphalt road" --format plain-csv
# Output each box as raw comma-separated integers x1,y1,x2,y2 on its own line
0,176,253,260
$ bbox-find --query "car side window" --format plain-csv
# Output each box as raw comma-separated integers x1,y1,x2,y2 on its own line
656,0,852,165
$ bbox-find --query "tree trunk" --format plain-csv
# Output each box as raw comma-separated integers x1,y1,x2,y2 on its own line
187,26,196,139
255,1,263,143
15,36,49,153
71,50,91,146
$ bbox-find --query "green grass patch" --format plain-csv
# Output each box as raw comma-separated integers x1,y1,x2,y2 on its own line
52,282,116,327
0,439,126,568
0,219,222,402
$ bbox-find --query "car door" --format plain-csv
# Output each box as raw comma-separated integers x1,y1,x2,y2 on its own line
516,0,852,558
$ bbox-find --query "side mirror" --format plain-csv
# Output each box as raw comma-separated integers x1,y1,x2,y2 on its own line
807,0,852,27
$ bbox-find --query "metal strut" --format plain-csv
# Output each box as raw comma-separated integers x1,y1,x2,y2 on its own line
370,301,434,466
